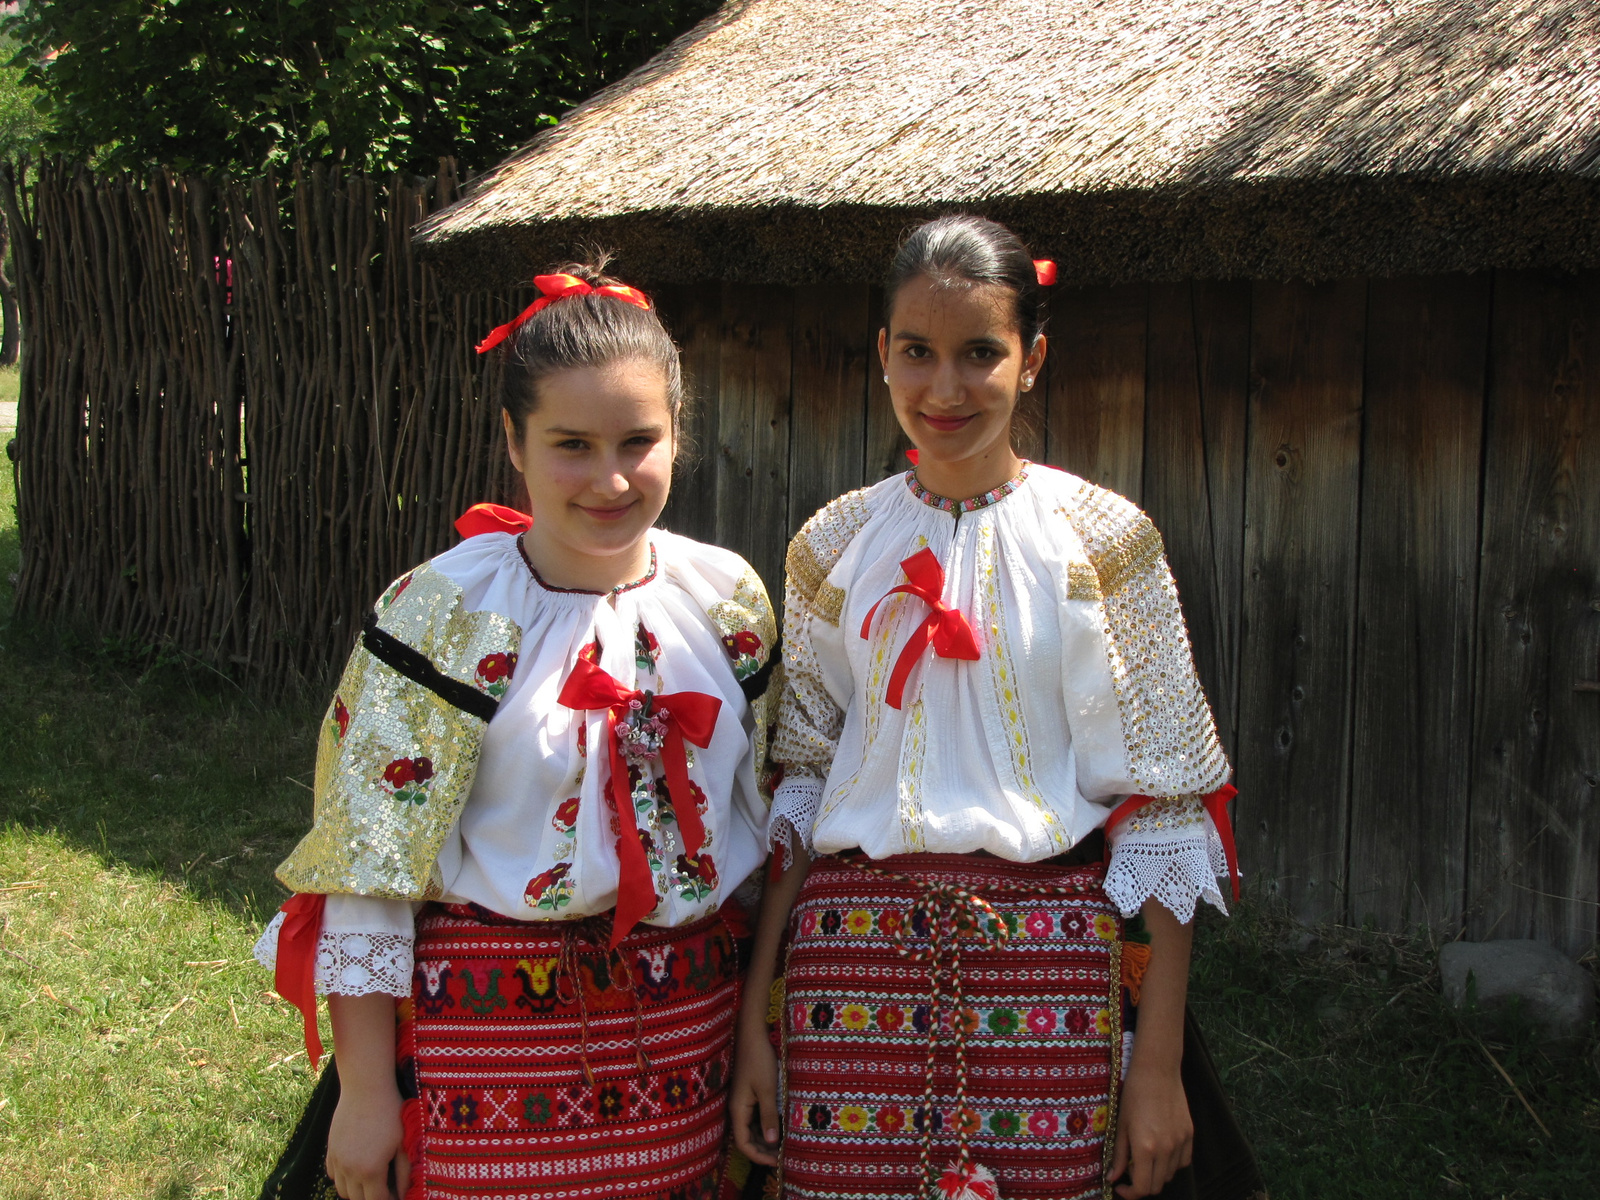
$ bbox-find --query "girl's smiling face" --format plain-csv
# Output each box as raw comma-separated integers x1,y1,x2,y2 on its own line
879,273,1046,497
502,359,674,592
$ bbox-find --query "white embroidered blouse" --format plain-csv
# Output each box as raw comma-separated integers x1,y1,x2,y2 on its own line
770,465,1233,922
255,529,774,997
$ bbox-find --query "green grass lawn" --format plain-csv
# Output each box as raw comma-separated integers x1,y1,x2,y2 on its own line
0,448,1595,1198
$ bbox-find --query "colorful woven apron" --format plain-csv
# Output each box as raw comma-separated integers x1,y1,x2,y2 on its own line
778,854,1124,1200
398,903,740,1200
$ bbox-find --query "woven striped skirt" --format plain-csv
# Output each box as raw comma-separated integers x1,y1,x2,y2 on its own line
398,903,740,1200
778,854,1124,1200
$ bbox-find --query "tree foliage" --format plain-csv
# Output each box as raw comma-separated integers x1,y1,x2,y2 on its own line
3,0,719,175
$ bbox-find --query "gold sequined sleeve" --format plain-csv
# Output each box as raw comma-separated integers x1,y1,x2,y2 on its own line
768,489,872,859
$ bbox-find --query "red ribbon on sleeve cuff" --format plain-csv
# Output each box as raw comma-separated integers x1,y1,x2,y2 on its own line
274,892,327,1068
1105,784,1241,903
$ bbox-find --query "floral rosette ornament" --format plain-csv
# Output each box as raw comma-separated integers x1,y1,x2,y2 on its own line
331,696,351,741
524,862,572,911
474,651,518,698
720,629,764,681
381,756,434,806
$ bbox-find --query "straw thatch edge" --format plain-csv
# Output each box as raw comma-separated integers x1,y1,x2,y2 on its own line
416,173,1600,290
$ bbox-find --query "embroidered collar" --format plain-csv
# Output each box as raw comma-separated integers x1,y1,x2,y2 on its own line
906,463,1029,514
519,538,659,597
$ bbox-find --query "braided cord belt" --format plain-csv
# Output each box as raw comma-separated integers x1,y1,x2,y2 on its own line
552,914,651,1085
834,854,1121,1199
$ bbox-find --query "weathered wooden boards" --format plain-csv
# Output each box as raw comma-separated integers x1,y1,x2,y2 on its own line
1468,272,1600,955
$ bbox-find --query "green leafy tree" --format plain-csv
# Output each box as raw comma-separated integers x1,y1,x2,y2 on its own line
3,0,718,175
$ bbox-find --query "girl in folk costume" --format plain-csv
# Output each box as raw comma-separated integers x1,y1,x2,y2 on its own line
255,260,778,1200
729,217,1239,1200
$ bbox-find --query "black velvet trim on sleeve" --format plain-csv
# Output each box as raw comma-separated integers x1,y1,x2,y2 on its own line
739,636,781,703
361,612,500,723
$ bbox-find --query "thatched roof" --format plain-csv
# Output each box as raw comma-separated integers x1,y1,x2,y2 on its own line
416,0,1600,288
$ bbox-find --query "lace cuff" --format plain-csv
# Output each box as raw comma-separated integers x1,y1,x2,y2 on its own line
253,910,416,997
1104,800,1230,922
770,774,823,869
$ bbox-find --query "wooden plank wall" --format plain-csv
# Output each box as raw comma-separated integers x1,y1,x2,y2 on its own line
656,272,1600,953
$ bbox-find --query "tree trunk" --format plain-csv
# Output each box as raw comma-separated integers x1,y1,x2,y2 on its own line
0,212,17,366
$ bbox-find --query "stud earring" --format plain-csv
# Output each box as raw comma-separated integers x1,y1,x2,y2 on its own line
882,374,889,383
1022,375,1034,390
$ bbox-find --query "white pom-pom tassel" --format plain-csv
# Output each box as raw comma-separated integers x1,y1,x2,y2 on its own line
935,1160,1000,1200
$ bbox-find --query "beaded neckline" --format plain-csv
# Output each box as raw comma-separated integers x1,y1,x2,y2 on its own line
519,538,659,597
905,463,1030,514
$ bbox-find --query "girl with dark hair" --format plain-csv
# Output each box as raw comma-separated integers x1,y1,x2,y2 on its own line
730,216,1239,1200
255,260,778,1200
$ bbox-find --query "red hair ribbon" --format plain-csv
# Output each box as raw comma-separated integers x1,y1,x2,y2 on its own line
1034,259,1057,286
455,502,532,539
557,657,722,946
1106,783,1241,902
273,891,328,1067
860,547,980,709
475,273,652,354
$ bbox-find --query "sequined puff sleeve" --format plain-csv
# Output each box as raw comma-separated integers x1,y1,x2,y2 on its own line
1064,481,1233,921
768,489,871,866
253,895,419,997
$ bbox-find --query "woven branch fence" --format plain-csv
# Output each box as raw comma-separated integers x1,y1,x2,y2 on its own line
0,160,524,690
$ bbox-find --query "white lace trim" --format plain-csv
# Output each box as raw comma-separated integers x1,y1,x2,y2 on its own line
770,776,823,869
1103,817,1230,922
252,910,415,997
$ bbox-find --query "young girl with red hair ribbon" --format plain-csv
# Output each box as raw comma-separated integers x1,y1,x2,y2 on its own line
255,260,779,1200
730,217,1241,1200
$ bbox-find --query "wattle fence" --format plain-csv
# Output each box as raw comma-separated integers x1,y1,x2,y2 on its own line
1,160,525,689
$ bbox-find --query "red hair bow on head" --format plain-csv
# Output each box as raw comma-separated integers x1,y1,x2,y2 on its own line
475,273,652,354
1033,259,1058,286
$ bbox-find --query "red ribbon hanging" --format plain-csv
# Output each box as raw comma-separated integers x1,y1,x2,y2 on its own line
557,656,722,946
273,891,328,1068
475,273,652,354
454,501,533,539
860,547,981,710
1105,783,1241,902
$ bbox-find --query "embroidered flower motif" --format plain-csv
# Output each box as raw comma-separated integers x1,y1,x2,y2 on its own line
799,909,819,937
877,909,905,937
1062,1007,1091,1036
810,1002,835,1031
1094,1007,1112,1035
911,1004,934,1034
988,1110,1022,1137
819,910,843,936
845,909,874,936
449,1094,478,1126
1061,912,1088,938
661,1074,692,1108
597,1085,626,1120
721,630,763,660
524,863,573,911
380,572,414,609
675,852,719,902
332,696,350,740
790,1002,808,1032
381,756,434,805
1025,1006,1057,1035
957,1007,980,1035
987,1007,1021,1036
523,1092,552,1125
1067,1109,1089,1136
517,957,555,997
876,1004,906,1032
1028,1109,1059,1137
552,796,580,831
806,1104,833,1131
1024,910,1053,938
475,651,518,697
1093,914,1118,941
875,1105,907,1133
1091,1105,1109,1133
838,1105,870,1133
912,1105,942,1134
839,1003,871,1031
955,1106,982,1136
635,626,662,670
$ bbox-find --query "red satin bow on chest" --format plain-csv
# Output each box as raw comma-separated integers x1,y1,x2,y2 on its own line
860,547,981,710
557,657,722,946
